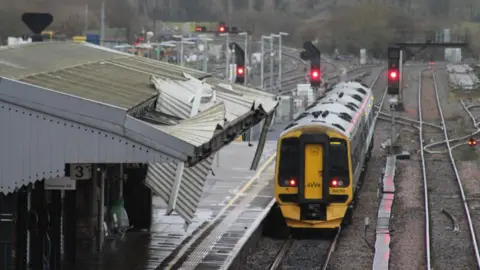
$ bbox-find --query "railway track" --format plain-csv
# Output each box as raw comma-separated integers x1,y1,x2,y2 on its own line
268,229,341,270
418,68,480,269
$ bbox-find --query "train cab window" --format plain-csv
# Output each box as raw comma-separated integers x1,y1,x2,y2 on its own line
278,138,300,186
329,139,349,179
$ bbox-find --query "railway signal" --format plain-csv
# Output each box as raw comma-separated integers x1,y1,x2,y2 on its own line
195,26,206,32
468,138,477,148
218,22,227,33
387,47,401,95
236,65,245,83
300,41,322,87
230,42,245,84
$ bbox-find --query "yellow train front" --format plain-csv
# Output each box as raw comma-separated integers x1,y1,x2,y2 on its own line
268,81,376,234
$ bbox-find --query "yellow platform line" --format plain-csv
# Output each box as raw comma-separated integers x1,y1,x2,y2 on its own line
167,152,276,268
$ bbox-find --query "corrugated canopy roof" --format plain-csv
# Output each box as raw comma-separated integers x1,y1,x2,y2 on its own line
0,42,208,109
0,41,279,166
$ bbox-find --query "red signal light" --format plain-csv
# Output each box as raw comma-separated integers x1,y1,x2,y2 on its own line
330,179,339,187
288,179,297,187
236,66,244,75
389,70,398,80
468,138,477,147
219,26,225,32
196,27,202,32
310,69,320,80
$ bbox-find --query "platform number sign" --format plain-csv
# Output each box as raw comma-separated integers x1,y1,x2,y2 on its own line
70,164,92,180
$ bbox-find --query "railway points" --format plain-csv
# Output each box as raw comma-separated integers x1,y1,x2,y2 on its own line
382,64,480,270
419,68,480,269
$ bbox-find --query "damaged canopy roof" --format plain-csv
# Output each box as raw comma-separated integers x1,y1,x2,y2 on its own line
0,42,278,166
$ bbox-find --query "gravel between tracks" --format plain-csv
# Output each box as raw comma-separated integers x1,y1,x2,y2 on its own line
243,237,285,269
387,67,426,270
328,74,387,270
280,239,331,269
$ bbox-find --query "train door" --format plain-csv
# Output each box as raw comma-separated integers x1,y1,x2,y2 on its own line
298,134,330,220
303,144,323,200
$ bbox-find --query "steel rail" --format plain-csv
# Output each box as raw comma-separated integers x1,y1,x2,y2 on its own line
268,238,295,270
417,69,432,270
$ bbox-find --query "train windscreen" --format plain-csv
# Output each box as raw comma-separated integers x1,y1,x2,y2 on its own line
278,138,300,187
329,139,349,177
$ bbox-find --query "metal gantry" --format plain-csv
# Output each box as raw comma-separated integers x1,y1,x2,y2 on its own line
197,34,213,72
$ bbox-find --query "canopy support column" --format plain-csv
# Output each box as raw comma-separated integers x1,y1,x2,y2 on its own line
250,112,274,170
166,161,185,215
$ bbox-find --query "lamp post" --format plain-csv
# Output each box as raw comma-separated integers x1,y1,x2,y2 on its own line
198,34,213,72
172,35,195,67
271,32,289,91
260,35,272,90
219,32,230,80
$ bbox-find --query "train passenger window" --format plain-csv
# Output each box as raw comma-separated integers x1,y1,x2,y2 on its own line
278,138,300,186
329,139,349,177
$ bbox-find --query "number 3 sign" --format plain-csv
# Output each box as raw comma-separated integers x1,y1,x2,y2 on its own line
70,164,92,180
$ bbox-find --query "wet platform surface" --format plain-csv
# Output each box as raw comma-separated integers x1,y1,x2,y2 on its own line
75,141,277,270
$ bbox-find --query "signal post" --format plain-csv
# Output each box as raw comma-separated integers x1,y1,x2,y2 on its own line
300,41,322,97
387,46,403,154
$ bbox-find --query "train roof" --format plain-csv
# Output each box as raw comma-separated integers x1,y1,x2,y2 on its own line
282,81,373,137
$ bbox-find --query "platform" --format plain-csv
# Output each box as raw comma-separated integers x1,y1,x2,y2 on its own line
74,141,277,270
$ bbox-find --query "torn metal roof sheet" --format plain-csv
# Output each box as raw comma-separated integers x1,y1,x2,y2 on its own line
152,75,278,122
146,156,215,223
145,103,226,147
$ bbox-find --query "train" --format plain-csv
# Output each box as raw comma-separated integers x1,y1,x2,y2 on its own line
265,81,376,237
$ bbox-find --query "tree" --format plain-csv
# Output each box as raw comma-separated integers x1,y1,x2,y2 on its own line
106,0,140,42
320,2,415,56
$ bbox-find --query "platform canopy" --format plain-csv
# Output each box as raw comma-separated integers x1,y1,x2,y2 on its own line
0,41,278,195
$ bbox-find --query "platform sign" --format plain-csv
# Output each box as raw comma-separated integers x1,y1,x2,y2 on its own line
69,164,92,180
45,177,76,190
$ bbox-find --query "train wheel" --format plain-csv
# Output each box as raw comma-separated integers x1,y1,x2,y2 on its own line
263,204,290,239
